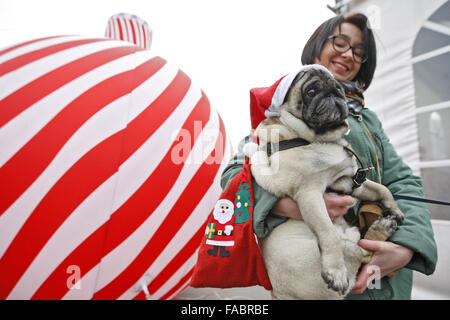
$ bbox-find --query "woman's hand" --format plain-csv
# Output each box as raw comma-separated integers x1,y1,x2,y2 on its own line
349,239,414,294
271,193,355,221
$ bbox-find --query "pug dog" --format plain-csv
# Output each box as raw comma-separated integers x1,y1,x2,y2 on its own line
244,66,404,299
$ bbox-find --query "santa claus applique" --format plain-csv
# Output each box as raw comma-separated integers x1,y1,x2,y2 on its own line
190,158,272,290
205,199,235,257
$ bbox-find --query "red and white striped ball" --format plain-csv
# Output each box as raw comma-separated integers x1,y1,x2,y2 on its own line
106,13,152,50
0,35,232,300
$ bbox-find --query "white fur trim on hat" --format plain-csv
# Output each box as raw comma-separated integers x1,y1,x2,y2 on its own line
264,64,333,118
243,142,259,157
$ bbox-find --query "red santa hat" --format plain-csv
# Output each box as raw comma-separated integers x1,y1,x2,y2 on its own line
249,64,332,130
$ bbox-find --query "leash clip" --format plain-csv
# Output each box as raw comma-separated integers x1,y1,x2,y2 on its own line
352,166,375,189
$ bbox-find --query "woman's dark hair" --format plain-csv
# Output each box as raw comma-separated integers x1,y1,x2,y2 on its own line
301,13,377,90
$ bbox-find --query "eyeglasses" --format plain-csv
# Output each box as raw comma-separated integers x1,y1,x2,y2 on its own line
327,35,368,64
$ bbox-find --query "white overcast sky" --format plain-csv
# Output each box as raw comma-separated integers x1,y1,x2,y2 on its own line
0,0,335,150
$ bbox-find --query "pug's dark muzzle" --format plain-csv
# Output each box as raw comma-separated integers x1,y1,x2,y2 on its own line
303,95,348,134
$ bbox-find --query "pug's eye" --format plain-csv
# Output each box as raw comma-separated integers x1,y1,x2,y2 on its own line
306,88,316,97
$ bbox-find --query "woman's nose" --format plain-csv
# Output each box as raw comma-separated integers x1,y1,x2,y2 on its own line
341,49,353,60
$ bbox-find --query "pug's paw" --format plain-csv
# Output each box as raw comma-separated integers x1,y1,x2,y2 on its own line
382,200,404,224
364,216,398,242
321,263,349,295
390,206,405,224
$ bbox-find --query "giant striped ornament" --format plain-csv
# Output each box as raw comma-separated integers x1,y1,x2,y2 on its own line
0,35,232,299
106,13,152,50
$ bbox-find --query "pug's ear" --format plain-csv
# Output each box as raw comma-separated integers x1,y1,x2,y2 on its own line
283,71,307,104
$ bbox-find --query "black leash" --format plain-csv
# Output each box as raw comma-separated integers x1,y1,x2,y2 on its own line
393,195,450,207
263,138,450,207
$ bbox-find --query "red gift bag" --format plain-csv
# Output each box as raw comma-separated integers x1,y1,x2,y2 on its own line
190,159,272,290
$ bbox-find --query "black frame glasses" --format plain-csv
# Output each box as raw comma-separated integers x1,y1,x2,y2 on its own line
327,35,368,64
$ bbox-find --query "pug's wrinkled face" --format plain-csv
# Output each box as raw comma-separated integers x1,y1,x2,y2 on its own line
284,69,348,134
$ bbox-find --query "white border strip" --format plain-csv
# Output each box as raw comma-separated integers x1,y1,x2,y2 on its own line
411,45,450,64
416,100,450,115
423,21,450,37
419,160,450,169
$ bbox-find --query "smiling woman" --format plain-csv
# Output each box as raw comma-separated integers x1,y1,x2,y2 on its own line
314,23,364,82
301,13,377,90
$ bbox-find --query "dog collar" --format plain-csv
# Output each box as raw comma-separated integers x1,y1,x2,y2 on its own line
262,138,373,191
263,138,311,157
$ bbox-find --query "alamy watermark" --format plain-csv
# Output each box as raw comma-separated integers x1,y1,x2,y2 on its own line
63,263,382,293
170,121,225,165
66,265,81,290
366,265,382,290
366,5,381,30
